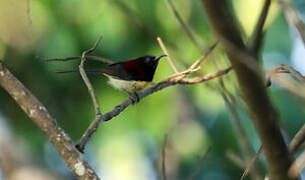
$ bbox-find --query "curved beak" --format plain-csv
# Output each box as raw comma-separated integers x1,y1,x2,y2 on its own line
155,55,167,60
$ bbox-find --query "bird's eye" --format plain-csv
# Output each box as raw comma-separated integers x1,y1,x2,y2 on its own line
145,57,151,62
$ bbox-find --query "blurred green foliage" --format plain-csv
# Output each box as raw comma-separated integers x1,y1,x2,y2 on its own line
0,0,304,179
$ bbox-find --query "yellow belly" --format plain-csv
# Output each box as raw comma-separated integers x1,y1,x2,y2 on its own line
107,76,149,93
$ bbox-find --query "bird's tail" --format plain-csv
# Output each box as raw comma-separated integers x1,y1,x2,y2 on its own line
56,69,102,73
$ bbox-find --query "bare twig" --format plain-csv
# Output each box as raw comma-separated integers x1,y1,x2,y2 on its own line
289,148,305,178
187,147,211,180
278,0,305,45
286,122,305,179
289,124,305,153
165,0,204,51
0,61,99,179
164,42,218,81
79,35,103,116
157,37,179,74
287,118,305,178
75,67,232,152
226,151,246,169
249,0,271,55
243,120,305,179
44,56,114,64
221,90,261,180
241,145,264,180
161,134,168,180
189,42,218,70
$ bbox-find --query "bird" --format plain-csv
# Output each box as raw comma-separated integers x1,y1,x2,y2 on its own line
57,55,166,101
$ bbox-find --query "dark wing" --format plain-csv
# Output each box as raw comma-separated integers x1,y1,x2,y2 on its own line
100,58,158,81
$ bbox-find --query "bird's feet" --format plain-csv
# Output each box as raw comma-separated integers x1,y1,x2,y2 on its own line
129,92,140,104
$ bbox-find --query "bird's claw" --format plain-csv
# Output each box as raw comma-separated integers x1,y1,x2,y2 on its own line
129,92,140,104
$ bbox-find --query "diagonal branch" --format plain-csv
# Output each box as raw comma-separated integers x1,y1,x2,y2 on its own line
201,0,294,179
278,0,305,45
0,60,100,180
157,37,179,74
187,147,211,180
165,0,204,51
79,35,103,117
249,0,271,56
75,67,232,152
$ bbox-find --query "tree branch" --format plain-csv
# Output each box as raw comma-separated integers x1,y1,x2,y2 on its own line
278,0,305,45
79,35,103,117
75,67,232,152
201,0,294,179
157,37,179,74
44,56,114,64
0,61,100,179
165,0,204,51
249,0,271,56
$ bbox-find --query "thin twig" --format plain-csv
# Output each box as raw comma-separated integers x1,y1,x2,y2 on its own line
288,148,305,178
243,120,305,179
44,56,114,64
174,67,232,84
165,0,204,51
187,147,211,180
278,0,305,45
189,42,218,70
220,90,261,180
249,0,271,56
289,124,305,153
164,42,218,81
79,35,103,116
161,134,168,180
75,67,232,152
157,37,179,74
241,145,264,180
0,61,99,179
226,151,246,169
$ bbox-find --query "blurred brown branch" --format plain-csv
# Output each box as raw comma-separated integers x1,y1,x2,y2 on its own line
187,147,211,180
165,0,204,51
241,145,264,180
201,0,294,179
278,0,305,45
249,0,271,56
288,124,305,178
164,1,262,178
0,60,100,180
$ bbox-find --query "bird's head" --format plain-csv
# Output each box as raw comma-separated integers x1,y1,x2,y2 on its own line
140,55,167,67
